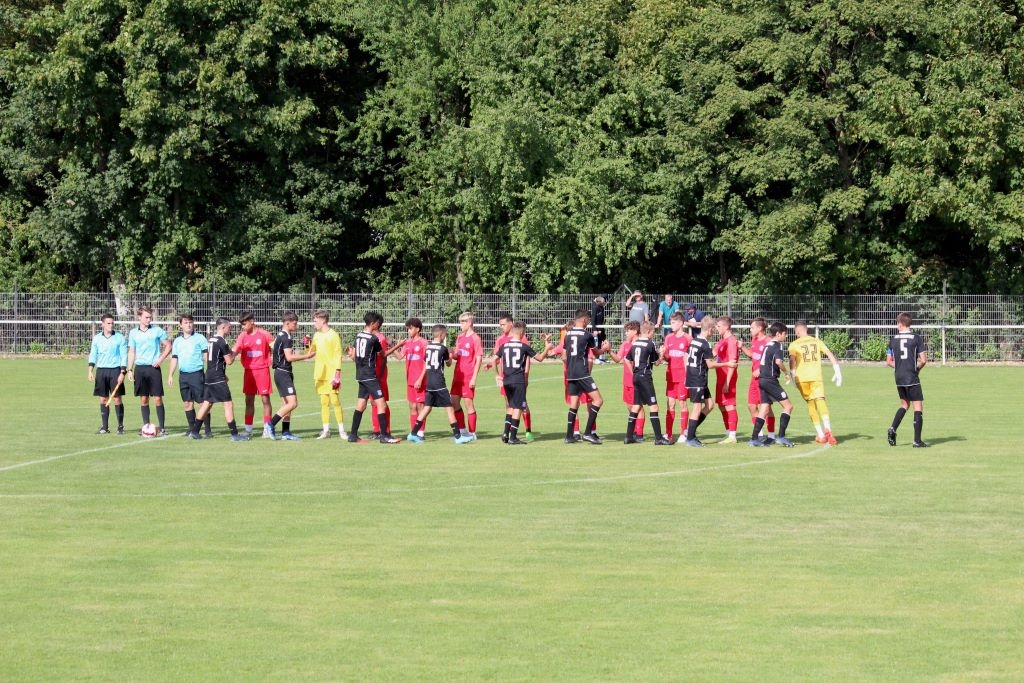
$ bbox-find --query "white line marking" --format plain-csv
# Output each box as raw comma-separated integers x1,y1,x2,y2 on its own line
0,437,170,473
0,447,829,499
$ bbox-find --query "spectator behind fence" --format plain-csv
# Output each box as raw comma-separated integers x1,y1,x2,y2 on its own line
655,294,680,338
684,302,706,337
626,290,650,324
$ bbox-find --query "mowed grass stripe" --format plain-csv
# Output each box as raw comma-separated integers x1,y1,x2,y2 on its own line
0,358,1021,681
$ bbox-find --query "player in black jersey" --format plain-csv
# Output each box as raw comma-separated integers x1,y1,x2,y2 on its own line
562,309,612,444
266,311,315,440
886,312,928,447
406,324,463,443
348,312,399,444
624,323,673,445
680,317,738,447
495,321,553,445
749,322,796,447
188,318,246,441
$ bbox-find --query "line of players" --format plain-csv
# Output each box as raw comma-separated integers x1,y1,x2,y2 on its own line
89,306,928,447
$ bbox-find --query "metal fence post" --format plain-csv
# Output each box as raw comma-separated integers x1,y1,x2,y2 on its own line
942,280,947,366
12,279,18,354
512,276,517,321
407,278,413,322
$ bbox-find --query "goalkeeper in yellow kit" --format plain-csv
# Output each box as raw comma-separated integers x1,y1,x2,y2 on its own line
309,309,347,439
788,320,843,445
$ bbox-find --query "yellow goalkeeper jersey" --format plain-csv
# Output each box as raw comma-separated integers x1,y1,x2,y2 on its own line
788,335,831,383
312,328,343,382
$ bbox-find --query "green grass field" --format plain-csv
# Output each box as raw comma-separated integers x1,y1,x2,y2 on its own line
0,358,1021,681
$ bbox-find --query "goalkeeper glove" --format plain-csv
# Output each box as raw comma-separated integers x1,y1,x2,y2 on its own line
331,371,341,390
832,369,843,387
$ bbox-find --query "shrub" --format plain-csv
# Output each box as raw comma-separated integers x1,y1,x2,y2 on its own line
821,329,852,360
979,343,1003,361
858,333,890,361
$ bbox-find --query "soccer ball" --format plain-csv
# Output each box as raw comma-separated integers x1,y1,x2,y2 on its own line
141,423,158,438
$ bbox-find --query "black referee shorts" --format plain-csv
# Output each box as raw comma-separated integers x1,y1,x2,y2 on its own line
93,367,125,398
178,370,205,402
133,365,164,397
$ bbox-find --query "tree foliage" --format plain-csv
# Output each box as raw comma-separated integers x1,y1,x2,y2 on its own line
3,0,1024,294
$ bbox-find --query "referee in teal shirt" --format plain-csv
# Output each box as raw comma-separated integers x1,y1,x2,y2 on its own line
168,313,211,437
87,313,128,434
126,305,172,435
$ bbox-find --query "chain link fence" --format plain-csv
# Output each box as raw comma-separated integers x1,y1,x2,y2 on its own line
2,291,1023,362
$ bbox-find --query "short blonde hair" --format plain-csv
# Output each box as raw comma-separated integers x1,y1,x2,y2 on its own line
459,312,475,324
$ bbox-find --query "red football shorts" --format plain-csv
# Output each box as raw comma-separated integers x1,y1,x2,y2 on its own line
243,367,272,396
450,372,476,399
406,384,425,404
716,379,738,407
747,379,761,406
665,380,688,401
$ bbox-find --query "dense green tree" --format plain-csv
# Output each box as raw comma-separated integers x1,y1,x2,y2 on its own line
1,0,377,293
658,0,1024,293
4,0,1024,295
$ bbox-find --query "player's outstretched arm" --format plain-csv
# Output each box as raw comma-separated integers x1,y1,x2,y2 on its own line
285,346,313,363
534,338,555,363
824,349,842,386
385,338,407,358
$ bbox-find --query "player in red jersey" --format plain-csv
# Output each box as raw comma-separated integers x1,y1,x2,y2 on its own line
660,312,691,441
486,313,536,441
369,328,392,437
608,321,645,441
450,312,484,441
389,318,429,439
714,316,741,443
232,311,274,437
740,317,776,441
